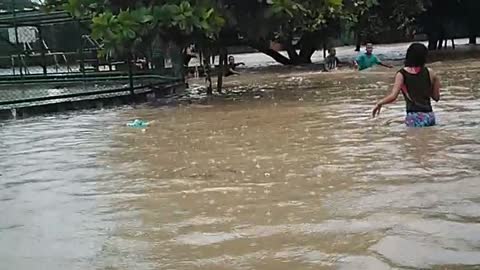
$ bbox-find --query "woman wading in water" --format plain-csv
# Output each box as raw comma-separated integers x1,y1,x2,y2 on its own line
372,43,441,127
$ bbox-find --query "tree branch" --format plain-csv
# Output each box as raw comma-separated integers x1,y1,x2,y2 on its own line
250,41,293,65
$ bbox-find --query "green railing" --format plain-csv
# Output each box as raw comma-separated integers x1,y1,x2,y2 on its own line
0,4,182,109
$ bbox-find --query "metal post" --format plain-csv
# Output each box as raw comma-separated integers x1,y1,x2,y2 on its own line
80,45,85,75
128,53,135,96
77,22,86,91
11,56,15,76
38,27,47,76
12,0,23,77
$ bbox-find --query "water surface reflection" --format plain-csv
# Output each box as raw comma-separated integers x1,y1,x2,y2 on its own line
1,60,480,269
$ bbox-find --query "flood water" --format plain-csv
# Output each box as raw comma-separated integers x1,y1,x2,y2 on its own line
1,58,480,269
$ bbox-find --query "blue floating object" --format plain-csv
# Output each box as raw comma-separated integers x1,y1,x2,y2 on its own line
127,119,150,128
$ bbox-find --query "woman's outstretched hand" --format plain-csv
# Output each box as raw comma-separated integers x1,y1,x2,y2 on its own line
372,103,382,118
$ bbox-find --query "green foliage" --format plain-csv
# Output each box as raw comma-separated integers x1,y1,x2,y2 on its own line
341,0,428,46
46,0,224,57
219,0,346,62
45,0,474,63
270,0,343,31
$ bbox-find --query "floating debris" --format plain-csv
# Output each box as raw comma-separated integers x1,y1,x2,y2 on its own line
127,119,150,128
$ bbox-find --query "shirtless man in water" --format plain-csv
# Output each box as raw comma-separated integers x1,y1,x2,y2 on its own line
225,56,245,77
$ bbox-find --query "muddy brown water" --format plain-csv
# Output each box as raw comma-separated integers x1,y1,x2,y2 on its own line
1,59,480,270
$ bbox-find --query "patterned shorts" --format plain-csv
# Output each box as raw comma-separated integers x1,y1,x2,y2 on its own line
405,112,436,128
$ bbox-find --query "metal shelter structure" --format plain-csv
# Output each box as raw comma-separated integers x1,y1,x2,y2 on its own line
0,3,182,112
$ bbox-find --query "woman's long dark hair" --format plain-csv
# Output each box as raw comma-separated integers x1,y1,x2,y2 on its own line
405,43,428,67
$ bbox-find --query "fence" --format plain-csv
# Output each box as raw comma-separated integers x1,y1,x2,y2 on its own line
0,4,183,111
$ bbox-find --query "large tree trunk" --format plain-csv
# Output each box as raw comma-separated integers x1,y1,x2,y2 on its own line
355,31,361,52
428,40,437,50
437,28,446,50
258,47,315,65
297,33,316,64
427,22,447,51
298,47,315,64
251,43,293,65
469,36,477,45
468,15,477,45
297,50,314,64
250,35,316,66
286,46,300,64
170,43,186,79
437,39,444,50
428,34,439,50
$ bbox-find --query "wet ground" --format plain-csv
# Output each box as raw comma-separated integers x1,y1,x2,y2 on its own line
1,51,480,269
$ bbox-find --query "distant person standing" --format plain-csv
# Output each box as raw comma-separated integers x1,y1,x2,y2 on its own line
354,43,393,70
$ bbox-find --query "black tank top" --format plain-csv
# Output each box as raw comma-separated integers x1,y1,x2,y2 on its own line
399,67,433,113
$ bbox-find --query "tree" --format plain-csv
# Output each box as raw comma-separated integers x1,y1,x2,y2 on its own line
345,0,427,51
44,0,224,60
45,0,476,68
225,0,427,63
217,0,344,65
45,0,345,67
462,0,479,44
342,0,380,51
415,0,480,50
